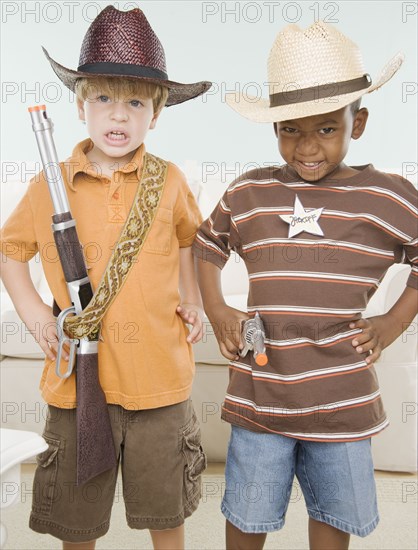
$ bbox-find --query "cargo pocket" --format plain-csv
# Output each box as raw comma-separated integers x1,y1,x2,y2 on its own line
180,413,207,504
32,434,61,517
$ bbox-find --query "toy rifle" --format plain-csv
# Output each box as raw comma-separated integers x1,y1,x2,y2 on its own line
240,311,268,366
29,105,117,485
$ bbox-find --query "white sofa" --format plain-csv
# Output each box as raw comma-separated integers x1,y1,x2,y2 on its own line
0,428,47,548
1,163,417,471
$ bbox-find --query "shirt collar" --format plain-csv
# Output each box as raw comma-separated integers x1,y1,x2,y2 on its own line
65,138,146,189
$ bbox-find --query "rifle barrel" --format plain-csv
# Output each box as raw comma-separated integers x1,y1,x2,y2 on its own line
29,105,70,215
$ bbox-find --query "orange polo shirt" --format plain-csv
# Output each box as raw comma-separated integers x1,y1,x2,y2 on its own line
0,139,202,409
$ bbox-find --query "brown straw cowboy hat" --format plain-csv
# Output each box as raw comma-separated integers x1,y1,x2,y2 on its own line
43,5,211,106
226,20,404,122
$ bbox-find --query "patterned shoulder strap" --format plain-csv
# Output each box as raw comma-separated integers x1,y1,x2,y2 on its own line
64,153,168,340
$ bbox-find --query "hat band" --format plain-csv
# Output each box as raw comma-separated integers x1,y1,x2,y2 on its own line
77,62,168,81
269,74,371,107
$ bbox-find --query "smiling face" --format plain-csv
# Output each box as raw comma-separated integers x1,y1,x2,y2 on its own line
275,104,369,183
77,84,161,169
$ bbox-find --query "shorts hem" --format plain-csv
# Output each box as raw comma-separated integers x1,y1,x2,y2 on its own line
29,515,109,543
127,495,200,531
307,509,380,537
127,515,185,531
221,502,285,534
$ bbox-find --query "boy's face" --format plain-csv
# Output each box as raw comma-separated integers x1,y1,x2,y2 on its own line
78,89,160,166
275,105,368,182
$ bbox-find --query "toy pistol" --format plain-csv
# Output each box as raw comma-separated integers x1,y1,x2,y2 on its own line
239,311,268,366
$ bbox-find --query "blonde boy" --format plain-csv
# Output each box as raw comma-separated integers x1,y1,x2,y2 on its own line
1,6,211,549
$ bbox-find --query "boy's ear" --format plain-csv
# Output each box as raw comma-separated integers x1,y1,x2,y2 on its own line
77,98,86,122
351,107,369,140
149,109,162,130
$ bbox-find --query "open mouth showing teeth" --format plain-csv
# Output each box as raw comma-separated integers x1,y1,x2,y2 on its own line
301,162,322,167
107,131,126,140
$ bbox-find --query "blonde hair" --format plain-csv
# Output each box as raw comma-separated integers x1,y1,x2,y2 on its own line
75,77,169,113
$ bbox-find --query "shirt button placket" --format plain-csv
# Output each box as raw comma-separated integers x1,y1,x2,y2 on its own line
108,176,124,223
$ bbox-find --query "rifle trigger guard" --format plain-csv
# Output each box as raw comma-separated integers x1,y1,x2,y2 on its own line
56,306,78,379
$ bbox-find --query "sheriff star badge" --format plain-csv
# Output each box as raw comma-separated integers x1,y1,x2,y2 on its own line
280,195,324,238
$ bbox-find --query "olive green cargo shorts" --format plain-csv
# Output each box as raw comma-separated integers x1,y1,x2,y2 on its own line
29,399,206,543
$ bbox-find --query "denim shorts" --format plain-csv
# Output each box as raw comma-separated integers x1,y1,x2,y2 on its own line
221,425,379,536
29,399,206,543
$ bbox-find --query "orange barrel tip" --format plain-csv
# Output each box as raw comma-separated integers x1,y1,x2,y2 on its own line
28,105,46,112
255,354,268,367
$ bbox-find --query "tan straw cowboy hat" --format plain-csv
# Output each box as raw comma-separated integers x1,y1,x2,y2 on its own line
226,20,404,122
43,5,211,106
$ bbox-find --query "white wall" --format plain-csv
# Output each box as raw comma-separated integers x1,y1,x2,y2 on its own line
1,1,417,186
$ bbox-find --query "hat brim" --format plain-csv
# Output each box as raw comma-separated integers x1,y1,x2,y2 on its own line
43,48,212,107
226,52,404,122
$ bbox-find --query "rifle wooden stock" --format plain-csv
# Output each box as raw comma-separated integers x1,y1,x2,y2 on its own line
76,351,116,485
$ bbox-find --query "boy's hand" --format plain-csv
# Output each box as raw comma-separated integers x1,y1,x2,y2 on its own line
350,316,385,364
0,255,69,362
350,287,418,366
207,304,249,361
23,303,69,362
176,303,204,344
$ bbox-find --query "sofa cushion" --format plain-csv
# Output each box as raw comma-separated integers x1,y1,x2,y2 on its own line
372,361,417,472
1,292,51,359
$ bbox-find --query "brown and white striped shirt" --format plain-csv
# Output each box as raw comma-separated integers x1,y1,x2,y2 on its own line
192,164,418,442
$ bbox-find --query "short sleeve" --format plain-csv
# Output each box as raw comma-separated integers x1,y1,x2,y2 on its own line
173,168,203,248
392,176,418,290
0,184,38,262
403,239,418,289
192,190,239,269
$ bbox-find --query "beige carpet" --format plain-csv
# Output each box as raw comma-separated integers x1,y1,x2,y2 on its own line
2,468,417,549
